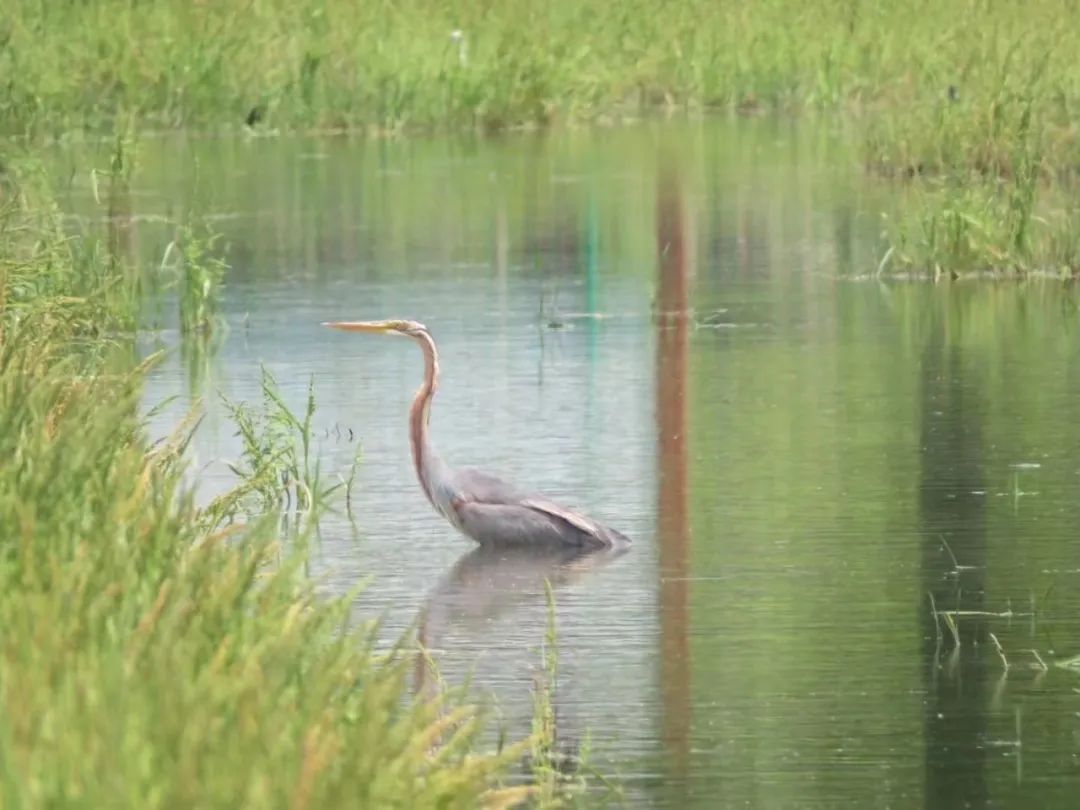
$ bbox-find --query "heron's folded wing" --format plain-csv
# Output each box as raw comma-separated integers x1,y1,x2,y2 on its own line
520,498,602,536
521,498,632,549
454,500,595,547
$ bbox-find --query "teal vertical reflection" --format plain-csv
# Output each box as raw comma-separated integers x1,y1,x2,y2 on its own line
586,189,600,317
584,182,600,495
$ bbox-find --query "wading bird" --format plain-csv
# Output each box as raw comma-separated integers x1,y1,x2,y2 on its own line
323,319,632,550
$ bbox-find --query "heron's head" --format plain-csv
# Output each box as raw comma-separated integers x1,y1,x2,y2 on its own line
322,319,428,338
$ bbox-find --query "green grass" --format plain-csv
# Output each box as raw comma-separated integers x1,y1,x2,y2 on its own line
214,367,361,524
0,0,1071,148
172,221,228,335
0,157,540,807
7,0,1080,275
881,173,1080,279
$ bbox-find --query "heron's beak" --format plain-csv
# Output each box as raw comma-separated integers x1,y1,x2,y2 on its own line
322,320,398,334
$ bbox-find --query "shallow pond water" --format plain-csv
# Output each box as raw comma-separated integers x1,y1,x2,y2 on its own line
53,119,1080,808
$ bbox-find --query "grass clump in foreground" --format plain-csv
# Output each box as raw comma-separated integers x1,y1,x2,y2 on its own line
0,162,533,807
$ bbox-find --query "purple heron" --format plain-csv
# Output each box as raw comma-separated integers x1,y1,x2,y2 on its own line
324,319,632,550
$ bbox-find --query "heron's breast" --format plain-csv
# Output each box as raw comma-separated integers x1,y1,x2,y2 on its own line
429,478,465,529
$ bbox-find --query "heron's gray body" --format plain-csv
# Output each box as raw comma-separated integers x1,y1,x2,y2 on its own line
439,467,632,550
420,434,630,549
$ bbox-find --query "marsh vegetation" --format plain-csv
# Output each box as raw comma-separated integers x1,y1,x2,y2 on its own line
8,0,1080,274
5,1,1080,806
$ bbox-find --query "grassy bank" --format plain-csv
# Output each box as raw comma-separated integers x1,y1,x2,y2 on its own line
0,160,531,806
6,0,1080,276
0,0,1073,153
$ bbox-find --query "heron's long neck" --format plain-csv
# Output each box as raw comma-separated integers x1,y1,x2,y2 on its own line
409,330,447,505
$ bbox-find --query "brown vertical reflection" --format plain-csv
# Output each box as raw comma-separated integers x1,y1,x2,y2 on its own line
919,314,989,806
656,160,692,780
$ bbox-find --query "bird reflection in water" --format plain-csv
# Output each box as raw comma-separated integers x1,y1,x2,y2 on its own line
413,542,628,773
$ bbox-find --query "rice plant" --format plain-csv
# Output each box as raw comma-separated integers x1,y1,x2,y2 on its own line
212,368,349,524
167,220,228,335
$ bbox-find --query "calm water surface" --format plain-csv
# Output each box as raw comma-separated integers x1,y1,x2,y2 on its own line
54,120,1080,807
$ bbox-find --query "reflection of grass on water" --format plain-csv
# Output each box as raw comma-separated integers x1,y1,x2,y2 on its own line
529,581,572,807
0,159,537,808
525,581,621,808
180,328,225,396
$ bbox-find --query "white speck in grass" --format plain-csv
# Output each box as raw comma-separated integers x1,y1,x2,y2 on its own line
449,30,468,66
